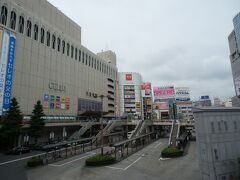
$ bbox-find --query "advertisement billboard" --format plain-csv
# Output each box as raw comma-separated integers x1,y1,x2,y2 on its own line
200,95,210,100
141,82,152,97
154,102,169,110
125,74,132,81
153,86,175,100
0,31,16,115
234,75,240,96
175,87,190,102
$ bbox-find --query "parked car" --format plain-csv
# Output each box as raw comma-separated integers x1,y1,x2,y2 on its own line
8,147,31,155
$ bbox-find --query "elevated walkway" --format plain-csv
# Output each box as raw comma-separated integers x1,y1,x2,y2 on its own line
168,121,180,147
69,121,94,140
128,120,147,139
94,120,122,142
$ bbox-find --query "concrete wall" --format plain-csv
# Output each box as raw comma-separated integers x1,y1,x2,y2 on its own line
194,107,240,180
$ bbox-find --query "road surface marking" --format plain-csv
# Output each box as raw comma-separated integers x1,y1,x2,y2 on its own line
106,154,143,171
0,152,46,166
124,156,142,170
159,157,171,161
105,166,124,170
154,142,162,148
49,152,96,167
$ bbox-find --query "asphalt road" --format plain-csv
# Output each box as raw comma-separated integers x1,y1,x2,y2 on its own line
0,151,46,180
27,139,201,180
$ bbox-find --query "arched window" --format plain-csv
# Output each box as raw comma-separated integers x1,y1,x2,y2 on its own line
79,50,81,62
62,40,65,54
46,31,50,46
52,34,56,49
85,54,88,65
71,45,74,58
82,52,85,63
0,6,8,25
9,11,16,30
26,20,32,37
67,43,70,56
57,37,61,52
89,56,91,66
92,57,94,68
34,24,38,41
75,48,77,60
94,59,96,69
18,16,24,33
40,28,45,43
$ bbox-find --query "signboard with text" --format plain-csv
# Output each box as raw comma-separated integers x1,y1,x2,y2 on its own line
0,31,16,115
153,86,175,100
175,87,190,102
126,74,132,81
141,82,152,97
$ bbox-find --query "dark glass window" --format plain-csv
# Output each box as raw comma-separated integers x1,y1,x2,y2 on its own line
75,48,78,60
82,52,85,63
0,6,8,25
52,34,56,49
40,28,45,43
71,45,74,58
34,24,38,41
10,11,16,30
18,16,24,33
26,20,32,37
85,54,88,65
79,50,81,62
67,43,70,56
46,31,50,46
57,38,61,52
62,40,65,54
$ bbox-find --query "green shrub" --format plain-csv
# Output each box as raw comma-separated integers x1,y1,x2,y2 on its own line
27,157,43,167
161,147,183,158
85,154,115,166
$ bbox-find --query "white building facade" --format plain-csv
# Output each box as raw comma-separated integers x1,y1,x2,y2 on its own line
118,72,143,119
194,107,240,180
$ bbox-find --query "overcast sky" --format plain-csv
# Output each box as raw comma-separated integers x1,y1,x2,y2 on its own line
48,0,239,100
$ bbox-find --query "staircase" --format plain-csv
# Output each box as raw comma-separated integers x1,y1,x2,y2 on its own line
128,120,146,139
94,120,119,142
69,121,94,140
169,121,180,147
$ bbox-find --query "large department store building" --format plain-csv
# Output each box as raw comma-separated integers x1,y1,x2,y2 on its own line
0,0,118,118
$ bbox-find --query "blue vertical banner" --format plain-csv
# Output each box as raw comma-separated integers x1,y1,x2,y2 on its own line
2,33,16,113
0,31,10,115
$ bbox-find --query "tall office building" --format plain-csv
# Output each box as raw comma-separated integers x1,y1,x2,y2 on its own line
0,0,118,118
228,12,240,98
118,72,143,119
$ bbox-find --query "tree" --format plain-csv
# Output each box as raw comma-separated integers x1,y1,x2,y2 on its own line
0,98,23,149
29,100,45,144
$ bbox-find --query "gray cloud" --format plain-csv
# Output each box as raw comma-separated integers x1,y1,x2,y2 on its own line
48,0,239,100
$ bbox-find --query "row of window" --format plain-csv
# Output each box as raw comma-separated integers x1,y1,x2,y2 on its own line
210,121,238,133
0,5,116,78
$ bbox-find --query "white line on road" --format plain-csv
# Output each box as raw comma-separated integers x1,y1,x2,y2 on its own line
123,156,142,170
106,154,143,171
0,153,46,166
49,152,96,167
154,142,162,148
159,157,171,161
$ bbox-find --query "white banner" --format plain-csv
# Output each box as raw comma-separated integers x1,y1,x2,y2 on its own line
0,31,10,115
